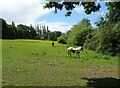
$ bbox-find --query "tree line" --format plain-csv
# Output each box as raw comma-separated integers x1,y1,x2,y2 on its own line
1,18,62,41
58,18,120,56
57,2,120,56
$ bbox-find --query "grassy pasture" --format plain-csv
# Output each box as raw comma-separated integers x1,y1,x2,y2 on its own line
2,40,118,86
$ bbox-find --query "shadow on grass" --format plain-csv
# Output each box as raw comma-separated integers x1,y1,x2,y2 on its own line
82,77,120,88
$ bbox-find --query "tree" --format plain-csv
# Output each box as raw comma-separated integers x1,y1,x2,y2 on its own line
75,28,94,46
95,2,120,26
57,33,67,44
67,19,93,45
29,25,37,39
1,18,63,41
84,29,101,50
106,2,120,23
16,24,26,38
48,32,56,41
86,17,120,56
46,26,49,39
95,17,109,29
44,2,101,16
7,24,16,39
43,25,47,39
55,31,62,37
1,18,10,39
16,24,37,39
48,31,62,41
98,23,120,56
93,2,120,56
12,21,15,27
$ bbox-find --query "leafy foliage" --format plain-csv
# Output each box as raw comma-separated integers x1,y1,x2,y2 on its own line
63,16,120,56
85,22,120,56
98,22,120,56
1,18,62,40
57,33,67,44
1,18,37,39
67,19,93,46
75,28,94,46
44,2,101,16
106,2,120,23
48,31,62,41
84,30,100,50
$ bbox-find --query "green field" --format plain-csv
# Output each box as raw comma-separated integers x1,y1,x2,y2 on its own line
2,40,118,86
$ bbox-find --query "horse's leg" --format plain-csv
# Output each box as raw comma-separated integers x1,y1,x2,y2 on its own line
78,54,80,58
70,52,72,57
76,52,80,58
67,51,70,57
78,52,80,58
75,53,77,58
68,52,69,56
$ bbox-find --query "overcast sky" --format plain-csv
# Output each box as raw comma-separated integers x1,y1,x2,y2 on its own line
0,0,108,32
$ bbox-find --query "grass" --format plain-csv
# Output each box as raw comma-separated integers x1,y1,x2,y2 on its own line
2,39,118,86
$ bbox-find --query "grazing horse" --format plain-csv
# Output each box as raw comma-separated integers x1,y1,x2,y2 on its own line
67,46,83,58
74,47,83,58
52,42,54,47
67,47,75,56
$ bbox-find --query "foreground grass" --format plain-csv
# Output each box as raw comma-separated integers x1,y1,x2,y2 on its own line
2,39,118,86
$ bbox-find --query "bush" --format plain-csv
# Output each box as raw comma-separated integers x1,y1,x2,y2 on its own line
84,30,100,50
84,22,120,56
67,19,93,46
75,28,94,46
57,35,67,44
58,38,67,44
98,26,120,56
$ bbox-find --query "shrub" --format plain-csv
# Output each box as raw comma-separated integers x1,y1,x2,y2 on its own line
58,38,67,44
98,27,120,56
84,30,100,50
75,28,94,46
57,34,67,44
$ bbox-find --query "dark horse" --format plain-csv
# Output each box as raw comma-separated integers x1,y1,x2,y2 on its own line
52,42,54,47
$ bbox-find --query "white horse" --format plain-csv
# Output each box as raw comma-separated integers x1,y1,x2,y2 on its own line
74,47,83,58
67,46,83,58
67,47,75,56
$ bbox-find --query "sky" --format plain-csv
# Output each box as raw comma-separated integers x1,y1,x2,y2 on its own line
0,0,108,33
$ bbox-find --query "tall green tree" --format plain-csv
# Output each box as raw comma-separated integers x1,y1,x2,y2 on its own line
7,24,16,39
43,25,47,39
106,2,120,23
85,2,120,56
67,19,93,45
46,26,49,39
48,32,56,41
16,24,36,39
29,25,37,39
1,18,10,39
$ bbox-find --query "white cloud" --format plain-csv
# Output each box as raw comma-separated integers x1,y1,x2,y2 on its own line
0,0,54,26
36,21,74,33
0,0,76,33
36,20,47,24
